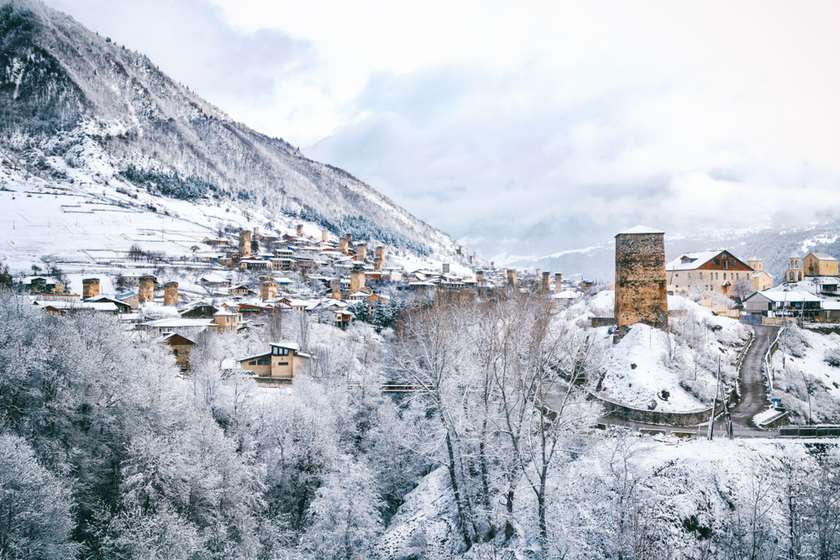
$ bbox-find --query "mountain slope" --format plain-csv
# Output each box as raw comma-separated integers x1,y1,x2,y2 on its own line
0,0,457,259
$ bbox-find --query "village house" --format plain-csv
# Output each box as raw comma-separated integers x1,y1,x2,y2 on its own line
743,290,822,318
159,332,195,371
34,300,119,315
86,295,133,313
746,258,774,292
666,250,753,298
140,317,214,336
213,309,242,332
180,302,219,318
803,252,839,277
237,341,311,382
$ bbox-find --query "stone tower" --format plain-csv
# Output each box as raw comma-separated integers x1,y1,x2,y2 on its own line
554,272,563,292
785,257,802,283
260,279,277,302
138,275,156,304
747,257,764,272
82,278,100,299
506,269,518,288
541,271,551,292
163,281,179,306
239,229,253,258
357,244,368,261
614,227,668,330
350,269,366,292
374,246,385,271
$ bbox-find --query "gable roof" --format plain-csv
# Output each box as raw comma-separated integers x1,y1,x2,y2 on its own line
666,251,723,271
746,290,822,303
666,250,751,272
161,333,195,346
807,252,838,261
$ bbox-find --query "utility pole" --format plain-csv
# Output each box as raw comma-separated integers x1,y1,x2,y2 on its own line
707,355,722,441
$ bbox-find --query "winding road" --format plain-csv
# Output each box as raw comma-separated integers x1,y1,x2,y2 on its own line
729,325,779,429
597,324,782,438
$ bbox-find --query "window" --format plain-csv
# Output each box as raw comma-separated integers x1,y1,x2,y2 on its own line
272,346,290,356
277,361,289,366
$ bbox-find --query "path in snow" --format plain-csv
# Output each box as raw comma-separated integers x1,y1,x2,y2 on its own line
730,325,779,429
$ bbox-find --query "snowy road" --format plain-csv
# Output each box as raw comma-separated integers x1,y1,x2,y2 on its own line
730,324,779,429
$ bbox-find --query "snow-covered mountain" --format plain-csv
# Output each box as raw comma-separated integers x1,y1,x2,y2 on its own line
499,223,840,282
0,0,461,267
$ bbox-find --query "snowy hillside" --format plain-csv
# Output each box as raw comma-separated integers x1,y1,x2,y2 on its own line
0,0,462,269
770,325,840,423
561,292,750,413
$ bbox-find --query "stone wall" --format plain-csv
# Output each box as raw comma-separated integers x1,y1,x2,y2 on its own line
614,232,668,329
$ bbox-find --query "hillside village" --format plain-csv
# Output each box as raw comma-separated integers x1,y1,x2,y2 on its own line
11,218,840,389
6,2,840,559
8,220,589,380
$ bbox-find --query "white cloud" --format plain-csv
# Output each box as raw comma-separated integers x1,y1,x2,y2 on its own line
46,0,840,255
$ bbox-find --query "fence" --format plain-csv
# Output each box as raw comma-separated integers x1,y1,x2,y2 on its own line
764,327,785,392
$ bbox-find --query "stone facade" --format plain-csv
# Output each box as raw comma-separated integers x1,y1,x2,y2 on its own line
506,269,517,288
239,229,252,258
82,278,100,299
260,280,278,302
541,271,551,292
163,281,178,306
554,272,562,291
614,230,668,329
138,275,156,304
350,270,366,292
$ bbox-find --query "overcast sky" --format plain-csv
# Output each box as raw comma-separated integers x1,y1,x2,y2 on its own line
46,0,840,258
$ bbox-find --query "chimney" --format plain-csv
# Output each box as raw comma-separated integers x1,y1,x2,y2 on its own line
296,224,304,237
82,278,100,299
239,229,253,258
357,244,368,261
138,275,156,304
330,278,342,300
506,269,518,288
554,272,563,291
350,269,366,292
163,281,178,306
542,271,551,292
260,279,277,302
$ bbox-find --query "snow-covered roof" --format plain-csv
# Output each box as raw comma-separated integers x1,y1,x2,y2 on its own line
807,252,837,261
213,309,238,316
748,290,822,303
35,300,118,312
141,318,213,328
160,332,196,345
821,300,840,310
551,290,582,300
270,340,300,351
666,251,724,271
616,225,664,235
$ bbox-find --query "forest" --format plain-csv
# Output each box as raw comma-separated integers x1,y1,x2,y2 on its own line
2,291,840,560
